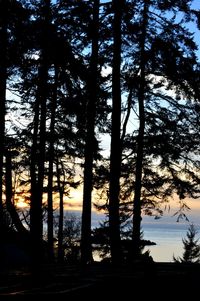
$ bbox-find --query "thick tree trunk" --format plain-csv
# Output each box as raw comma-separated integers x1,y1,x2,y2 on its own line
109,0,124,264
30,62,48,264
132,0,148,258
81,0,99,265
30,0,50,266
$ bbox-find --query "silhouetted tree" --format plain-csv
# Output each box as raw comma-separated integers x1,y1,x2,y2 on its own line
0,0,199,270
5,143,28,234
117,0,200,258
0,0,7,226
46,65,58,262
63,213,81,263
0,0,29,232
94,0,200,262
173,224,200,263
12,0,89,266
132,0,149,258
109,0,124,264
29,0,52,266
56,158,65,263
81,0,100,265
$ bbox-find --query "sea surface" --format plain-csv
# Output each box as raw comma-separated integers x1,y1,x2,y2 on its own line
72,210,200,263
142,217,200,262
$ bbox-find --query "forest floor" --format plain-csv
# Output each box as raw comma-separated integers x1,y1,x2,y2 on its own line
0,261,199,298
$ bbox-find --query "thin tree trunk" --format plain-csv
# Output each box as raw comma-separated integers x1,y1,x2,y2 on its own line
37,48,49,257
5,150,28,233
0,0,7,228
56,159,64,263
121,86,133,143
132,0,148,258
81,0,99,265
30,86,40,262
47,65,58,262
109,0,124,264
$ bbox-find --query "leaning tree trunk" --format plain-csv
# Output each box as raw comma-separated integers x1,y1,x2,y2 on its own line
81,0,99,265
109,0,124,264
5,150,28,234
132,0,148,258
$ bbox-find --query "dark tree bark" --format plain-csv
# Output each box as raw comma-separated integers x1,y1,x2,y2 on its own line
47,65,58,262
5,150,28,234
30,83,40,260
81,0,100,265
56,158,64,263
109,0,124,264
132,0,149,258
30,0,51,265
0,0,7,227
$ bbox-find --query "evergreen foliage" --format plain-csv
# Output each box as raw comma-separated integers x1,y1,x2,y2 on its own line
173,224,200,263
0,0,199,265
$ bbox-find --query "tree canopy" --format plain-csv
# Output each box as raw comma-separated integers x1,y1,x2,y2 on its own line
0,0,199,265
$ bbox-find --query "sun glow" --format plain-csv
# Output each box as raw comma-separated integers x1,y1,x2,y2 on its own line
16,200,28,208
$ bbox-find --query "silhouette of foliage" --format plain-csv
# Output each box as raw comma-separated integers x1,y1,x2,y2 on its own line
55,213,81,263
173,224,200,263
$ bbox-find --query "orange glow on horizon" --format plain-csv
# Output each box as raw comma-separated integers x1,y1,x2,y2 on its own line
14,187,200,216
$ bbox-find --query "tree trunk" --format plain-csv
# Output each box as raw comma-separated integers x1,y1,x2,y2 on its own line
132,0,148,258
109,0,124,264
30,0,50,266
47,65,58,262
81,0,99,265
56,159,64,263
30,83,40,263
5,150,28,234
0,0,7,228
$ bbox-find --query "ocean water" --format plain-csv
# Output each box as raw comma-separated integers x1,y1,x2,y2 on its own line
92,211,200,263
74,210,200,263
142,219,200,262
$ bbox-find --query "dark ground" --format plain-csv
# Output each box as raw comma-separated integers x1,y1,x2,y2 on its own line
0,261,199,298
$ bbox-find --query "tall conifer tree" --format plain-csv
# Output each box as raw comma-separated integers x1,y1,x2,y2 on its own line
81,0,100,264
